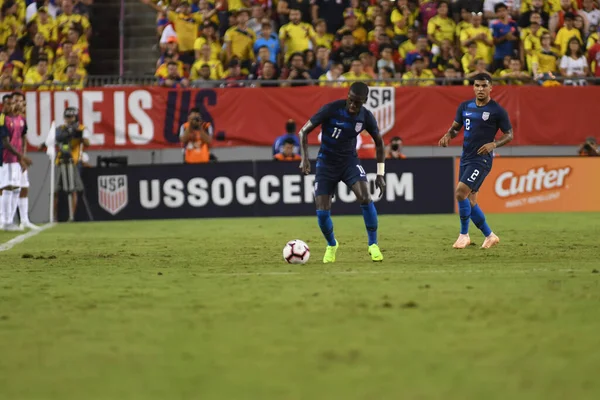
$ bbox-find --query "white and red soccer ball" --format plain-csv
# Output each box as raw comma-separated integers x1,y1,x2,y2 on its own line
283,240,310,264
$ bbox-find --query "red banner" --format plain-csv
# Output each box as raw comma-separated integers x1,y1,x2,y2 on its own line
8,86,598,149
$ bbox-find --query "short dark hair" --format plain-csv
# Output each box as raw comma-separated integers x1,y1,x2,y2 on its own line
494,2,507,12
189,108,200,114
349,82,369,97
11,91,24,98
379,44,393,53
167,61,178,67
473,73,492,83
283,138,296,146
3,93,13,102
391,136,402,142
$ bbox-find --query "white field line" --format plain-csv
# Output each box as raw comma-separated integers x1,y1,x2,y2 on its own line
0,223,55,252
196,268,581,277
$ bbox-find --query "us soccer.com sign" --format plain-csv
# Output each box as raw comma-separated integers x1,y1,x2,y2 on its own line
98,175,129,216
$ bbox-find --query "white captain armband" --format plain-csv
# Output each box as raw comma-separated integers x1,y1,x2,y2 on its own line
377,163,385,176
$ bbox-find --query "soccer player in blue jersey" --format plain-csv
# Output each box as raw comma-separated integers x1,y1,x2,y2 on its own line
298,82,386,263
439,73,514,249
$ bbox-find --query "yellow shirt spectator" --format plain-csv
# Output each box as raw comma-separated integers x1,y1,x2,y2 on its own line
455,21,472,44
555,27,582,55
342,71,372,84
56,13,91,42
0,15,21,45
402,69,436,86
520,0,575,14
167,11,204,52
279,22,316,62
25,47,55,72
460,26,493,62
318,73,345,87
461,52,477,74
367,27,395,41
227,0,245,12
532,49,560,74
190,59,223,80
427,15,456,45
390,8,417,36
155,61,185,78
399,40,417,59
224,26,256,62
194,37,222,61
587,32,598,50
24,67,52,90
35,17,58,44
337,27,368,46
315,33,334,49
0,0,26,22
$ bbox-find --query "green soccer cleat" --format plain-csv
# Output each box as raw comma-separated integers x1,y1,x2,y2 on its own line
323,240,339,263
368,244,383,262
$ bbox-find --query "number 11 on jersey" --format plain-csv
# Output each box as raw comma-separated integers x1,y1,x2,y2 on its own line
332,127,342,139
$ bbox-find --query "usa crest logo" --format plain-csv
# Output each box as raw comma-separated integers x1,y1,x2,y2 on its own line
482,112,490,121
355,122,363,132
364,87,396,135
98,175,128,215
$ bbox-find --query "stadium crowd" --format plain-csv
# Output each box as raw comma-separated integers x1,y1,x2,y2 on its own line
142,0,600,87
0,0,92,91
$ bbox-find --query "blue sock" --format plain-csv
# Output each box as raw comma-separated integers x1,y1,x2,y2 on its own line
316,210,336,246
360,202,378,246
458,199,471,235
470,204,493,237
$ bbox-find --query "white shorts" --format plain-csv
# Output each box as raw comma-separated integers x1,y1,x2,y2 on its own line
20,170,29,188
0,163,22,189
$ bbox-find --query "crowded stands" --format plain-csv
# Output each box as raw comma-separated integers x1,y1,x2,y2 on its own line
0,0,91,90
142,0,600,87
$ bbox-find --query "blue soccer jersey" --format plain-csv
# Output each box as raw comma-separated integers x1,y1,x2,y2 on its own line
454,99,512,164
310,99,379,164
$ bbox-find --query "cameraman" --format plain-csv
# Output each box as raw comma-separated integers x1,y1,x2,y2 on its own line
385,136,407,159
179,108,213,164
54,107,90,221
578,137,600,156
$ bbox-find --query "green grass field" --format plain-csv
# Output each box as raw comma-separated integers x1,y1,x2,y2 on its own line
1,213,599,400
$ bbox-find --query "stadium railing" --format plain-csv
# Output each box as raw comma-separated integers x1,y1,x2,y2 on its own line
10,76,600,89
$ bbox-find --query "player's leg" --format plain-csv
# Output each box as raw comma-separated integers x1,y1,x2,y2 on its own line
18,171,39,229
454,162,474,248
1,164,20,230
314,167,339,263
469,190,500,249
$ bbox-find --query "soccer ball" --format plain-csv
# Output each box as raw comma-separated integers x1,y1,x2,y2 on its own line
283,240,310,264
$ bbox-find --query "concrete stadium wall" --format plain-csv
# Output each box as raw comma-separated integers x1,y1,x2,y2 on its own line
25,145,580,223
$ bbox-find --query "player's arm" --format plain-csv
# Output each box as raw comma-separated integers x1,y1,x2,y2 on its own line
439,102,463,147
1,134,32,168
478,109,514,155
298,120,315,175
366,111,386,198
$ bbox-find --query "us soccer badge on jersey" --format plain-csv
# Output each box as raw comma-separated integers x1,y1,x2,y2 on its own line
364,86,395,136
98,175,129,216
482,112,490,121
355,122,363,132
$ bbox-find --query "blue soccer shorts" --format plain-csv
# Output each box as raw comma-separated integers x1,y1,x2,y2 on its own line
459,161,491,192
314,157,368,197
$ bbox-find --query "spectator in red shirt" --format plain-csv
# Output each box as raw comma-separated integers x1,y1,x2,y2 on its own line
588,35,600,79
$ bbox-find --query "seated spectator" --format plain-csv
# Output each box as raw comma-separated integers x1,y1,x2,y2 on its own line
53,41,73,78
499,57,531,85
588,31,600,79
254,61,280,87
461,42,479,75
221,58,248,88
310,46,331,79
190,63,213,87
555,12,582,56
54,63,84,89
398,26,418,59
519,0,550,29
1,3,23,45
19,21,39,54
332,32,368,72
318,62,346,87
191,43,223,80
156,51,185,79
272,119,300,156
56,0,91,44
377,44,396,75
336,10,367,46
26,32,55,72
532,32,561,81
224,9,256,70
180,108,213,164
442,66,463,86
253,21,279,64
304,49,315,70
279,8,316,64
0,62,21,89
24,57,53,90
194,21,222,61
402,55,436,86
385,136,407,159
460,11,493,63
404,36,433,68
281,52,312,86
342,58,372,84
360,52,376,77
578,137,600,156
27,1,59,23
432,38,460,77
5,35,25,67
158,36,179,68
33,6,58,47
376,66,400,87
464,58,490,84
158,61,190,87
314,19,334,50
560,37,589,85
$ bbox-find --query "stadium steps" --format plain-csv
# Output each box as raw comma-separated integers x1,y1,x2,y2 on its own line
122,0,160,76
88,2,120,75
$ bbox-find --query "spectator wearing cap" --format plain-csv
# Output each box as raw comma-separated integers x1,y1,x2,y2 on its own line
158,61,189,88
404,36,433,68
336,9,367,46
491,3,519,72
331,31,368,72
272,119,300,157
56,0,91,43
24,57,53,90
279,8,316,63
140,0,213,66
427,1,456,55
402,54,435,86
253,20,280,64
342,58,372,84
224,9,256,70
555,12,582,55
460,11,493,64
194,22,222,61
318,61,345,86
312,0,348,35
390,0,415,45
310,45,330,79
314,19,334,50
191,43,223,80
385,136,407,159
